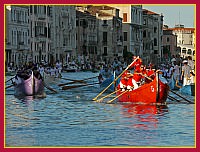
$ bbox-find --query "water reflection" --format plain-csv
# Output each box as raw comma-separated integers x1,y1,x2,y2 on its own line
120,103,168,129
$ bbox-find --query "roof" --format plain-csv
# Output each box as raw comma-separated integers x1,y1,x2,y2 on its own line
143,9,159,15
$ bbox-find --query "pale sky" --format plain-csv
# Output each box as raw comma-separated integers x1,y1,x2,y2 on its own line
143,5,195,28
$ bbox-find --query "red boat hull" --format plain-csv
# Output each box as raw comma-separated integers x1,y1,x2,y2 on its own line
116,78,169,104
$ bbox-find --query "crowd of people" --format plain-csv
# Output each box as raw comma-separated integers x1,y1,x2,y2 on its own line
159,55,195,88
14,60,63,82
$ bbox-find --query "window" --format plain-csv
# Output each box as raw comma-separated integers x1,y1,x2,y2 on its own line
154,27,157,33
123,13,127,22
154,38,157,46
143,30,146,38
103,32,107,42
143,19,146,25
167,37,170,42
103,47,107,56
124,32,127,41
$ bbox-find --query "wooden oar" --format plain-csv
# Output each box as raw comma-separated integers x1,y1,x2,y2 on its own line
5,84,15,89
107,90,129,104
58,76,98,87
62,82,100,90
6,76,15,83
169,89,194,104
96,89,121,102
93,56,139,101
168,95,181,102
42,81,58,93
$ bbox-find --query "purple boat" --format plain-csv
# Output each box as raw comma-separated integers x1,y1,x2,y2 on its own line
14,71,45,96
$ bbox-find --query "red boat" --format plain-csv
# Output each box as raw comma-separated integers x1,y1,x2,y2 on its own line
116,74,169,104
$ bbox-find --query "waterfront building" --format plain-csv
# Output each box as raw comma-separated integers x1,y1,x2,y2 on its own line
29,5,52,64
142,9,163,65
76,6,98,64
169,24,195,60
114,5,143,62
51,6,76,65
76,5,123,64
5,5,29,67
162,25,178,60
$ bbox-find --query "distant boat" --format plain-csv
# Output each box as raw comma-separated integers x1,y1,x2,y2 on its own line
14,71,45,96
179,84,195,96
63,63,78,72
168,76,195,96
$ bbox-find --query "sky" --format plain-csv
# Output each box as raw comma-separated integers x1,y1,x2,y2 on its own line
143,5,195,28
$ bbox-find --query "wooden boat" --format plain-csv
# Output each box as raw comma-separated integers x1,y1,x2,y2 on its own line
14,71,45,96
116,74,169,104
168,75,195,96
179,84,195,96
99,74,120,92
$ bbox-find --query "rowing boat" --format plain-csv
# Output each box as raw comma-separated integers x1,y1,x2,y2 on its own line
99,74,120,92
116,73,169,104
14,71,45,96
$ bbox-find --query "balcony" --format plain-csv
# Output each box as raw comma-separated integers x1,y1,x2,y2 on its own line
88,41,97,45
37,14,46,20
17,42,25,51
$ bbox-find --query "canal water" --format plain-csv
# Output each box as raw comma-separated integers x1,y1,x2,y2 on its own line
5,71,195,147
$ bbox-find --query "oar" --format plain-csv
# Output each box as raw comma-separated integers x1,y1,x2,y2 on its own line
58,76,98,86
107,90,129,104
5,84,15,89
134,72,154,81
96,89,121,102
169,89,194,104
6,76,15,83
168,95,181,102
93,56,139,101
62,82,100,90
42,81,58,93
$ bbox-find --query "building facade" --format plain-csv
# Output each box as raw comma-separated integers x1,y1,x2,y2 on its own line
5,5,29,67
169,25,195,59
162,27,178,60
29,5,52,64
76,5,123,64
51,6,76,65
114,5,143,62
142,9,163,65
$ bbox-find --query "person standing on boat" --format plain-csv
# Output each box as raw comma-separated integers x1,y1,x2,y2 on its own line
50,65,56,77
181,60,191,86
38,65,45,78
56,60,62,77
173,62,180,82
187,56,194,71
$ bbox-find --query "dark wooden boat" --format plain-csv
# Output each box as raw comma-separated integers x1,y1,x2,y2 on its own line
14,71,44,96
116,74,169,104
